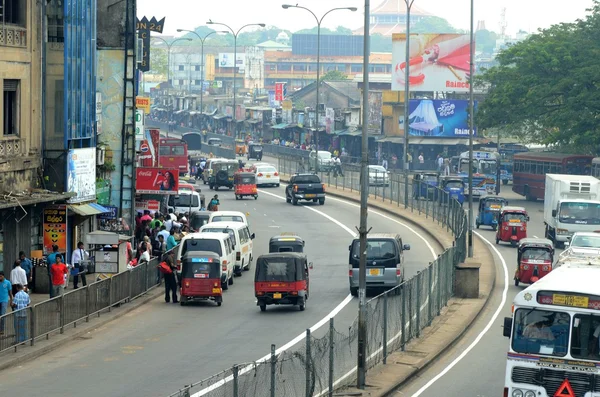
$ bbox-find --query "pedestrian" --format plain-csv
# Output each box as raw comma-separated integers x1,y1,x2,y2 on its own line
10,260,27,296
0,271,12,335
46,245,59,298
156,225,169,242
418,152,424,164
154,234,167,257
208,195,220,211
18,251,32,288
50,255,68,297
70,241,89,289
167,229,178,251
437,154,444,172
138,244,150,264
12,283,30,343
382,154,388,170
162,254,178,304
444,157,450,176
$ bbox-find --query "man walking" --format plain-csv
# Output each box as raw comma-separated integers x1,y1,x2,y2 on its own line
70,242,88,289
10,260,27,296
46,245,59,298
0,272,12,335
50,255,68,297
18,251,32,288
12,284,30,343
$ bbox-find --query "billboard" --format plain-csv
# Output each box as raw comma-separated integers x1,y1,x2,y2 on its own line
325,108,335,134
391,34,472,93
43,205,67,254
67,148,96,203
367,91,383,134
135,168,179,194
218,53,245,71
406,99,476,137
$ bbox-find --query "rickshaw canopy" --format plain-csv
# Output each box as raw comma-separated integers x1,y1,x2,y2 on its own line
234,172,256,184
180,251,221,279
269,234,305,253
255,253,307,282
518,238,554,252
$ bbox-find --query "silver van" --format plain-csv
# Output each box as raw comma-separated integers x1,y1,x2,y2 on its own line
348,233,410,296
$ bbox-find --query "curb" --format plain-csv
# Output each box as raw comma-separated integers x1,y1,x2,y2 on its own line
0,286,163,372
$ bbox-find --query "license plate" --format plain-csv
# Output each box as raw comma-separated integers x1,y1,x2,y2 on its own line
228,177,234,181
553,294,589,308
305,194,315,198
369,268,381,276
212,288,221,294
266,175,271,178
273,293,282,299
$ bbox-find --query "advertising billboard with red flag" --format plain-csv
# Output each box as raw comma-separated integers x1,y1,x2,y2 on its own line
135,168,179,194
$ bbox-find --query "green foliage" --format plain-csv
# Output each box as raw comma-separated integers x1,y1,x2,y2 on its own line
320,70,348,81
475,29,497,54
412,16,460,34
476,0,600,152
150,47,167,75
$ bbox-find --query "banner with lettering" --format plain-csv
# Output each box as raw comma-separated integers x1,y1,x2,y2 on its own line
43,205,67,254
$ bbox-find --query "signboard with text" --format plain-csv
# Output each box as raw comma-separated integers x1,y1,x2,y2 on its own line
135,168,179,194
136,16,165,72
135,109,144,139
43,205,67,254
407,99,476,137
67,148,96,203
136,96,151,114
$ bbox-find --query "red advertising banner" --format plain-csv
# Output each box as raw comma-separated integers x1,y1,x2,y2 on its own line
275,82,284,101
135,168,179,194
43,205,67,254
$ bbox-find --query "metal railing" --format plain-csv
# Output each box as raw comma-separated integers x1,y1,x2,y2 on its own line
165,160,468,397
0,255,167,355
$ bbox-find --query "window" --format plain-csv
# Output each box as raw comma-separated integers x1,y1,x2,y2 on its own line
178,79,184,86
3,79,19,136
571,314,600,359
265,63,277,71
195,65,200,71
159,146,170,156
171,145,185,155
1,0,24,25
47,0,63,42
195,80,201,86
351,65,362,73
511,309,570,357
278,64,291,72
178,65,184,71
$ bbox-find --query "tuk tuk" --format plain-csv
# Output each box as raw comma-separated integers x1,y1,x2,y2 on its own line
495,206,529,246
439,176,465,205
255,253,312,312
190,211,210,232
235,139,246,156
476,196,508,230
247,143,263,161
234,170,258,200
412,172,439,199
179,251,223,306
515,238,554,286
269,234,305,253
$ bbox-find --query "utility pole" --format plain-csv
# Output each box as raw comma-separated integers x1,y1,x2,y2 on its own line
402,0,415,209
357,0,370,389
468,0,475,258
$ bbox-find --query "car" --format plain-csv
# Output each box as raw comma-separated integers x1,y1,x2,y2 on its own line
209,210,249,226
308,150,335,173
285,173,326,205
368,165,390,186
255,164,280,187
564,232,600,256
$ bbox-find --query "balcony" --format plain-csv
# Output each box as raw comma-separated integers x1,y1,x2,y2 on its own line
0,25,27,48
0,137,25,158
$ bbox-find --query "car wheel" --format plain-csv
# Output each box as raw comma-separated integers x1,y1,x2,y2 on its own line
228,275,234,285
209,184,214,190
350,287,358,297
276,183,280,187
299,299,305,311
319,198,325,205
292,197,298,206
222,280,229,290
313,198,317,203
214,186,219,191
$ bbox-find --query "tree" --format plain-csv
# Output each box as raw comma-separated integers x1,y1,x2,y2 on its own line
476,1,600,151
320,70,348,81
149,47,167,75
412,16,460,34
475,29,497,54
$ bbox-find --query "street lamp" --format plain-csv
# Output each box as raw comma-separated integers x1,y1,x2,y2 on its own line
402,0,415,209
206,20,265,138
152,36,192,136
177,29,228,125
282,4,357,174
468,0,475,258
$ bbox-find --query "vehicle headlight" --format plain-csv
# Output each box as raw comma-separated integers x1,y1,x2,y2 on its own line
524,391,535,397
512,390,523,397
557,229,569,235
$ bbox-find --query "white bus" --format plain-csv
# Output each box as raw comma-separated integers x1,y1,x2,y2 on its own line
503,263,600,397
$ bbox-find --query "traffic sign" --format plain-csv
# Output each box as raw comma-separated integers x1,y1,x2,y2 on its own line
554,379,575,397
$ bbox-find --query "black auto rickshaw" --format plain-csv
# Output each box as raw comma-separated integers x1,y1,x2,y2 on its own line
269,234,305,253
190,211,210,232
247,143,263,161
234,170,258,200
179,251,223,306
255,253,312,312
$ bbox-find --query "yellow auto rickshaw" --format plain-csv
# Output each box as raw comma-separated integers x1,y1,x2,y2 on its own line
235,139,246,156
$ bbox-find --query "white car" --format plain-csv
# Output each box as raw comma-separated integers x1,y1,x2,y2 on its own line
368,165,390,186
255,164,280,187
564,232,600,257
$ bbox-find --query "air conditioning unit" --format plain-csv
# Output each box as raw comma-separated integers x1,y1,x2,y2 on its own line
97,146,106,166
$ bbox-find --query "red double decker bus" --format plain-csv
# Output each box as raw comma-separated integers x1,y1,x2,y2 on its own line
513,152,593,201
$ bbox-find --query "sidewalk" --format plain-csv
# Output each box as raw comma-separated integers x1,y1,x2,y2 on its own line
277,174,497,397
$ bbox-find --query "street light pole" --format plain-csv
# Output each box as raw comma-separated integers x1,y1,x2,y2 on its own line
152,36,192,137
207,21,266,139
282,5,357,174
402,0,415,209
176,30,227,126
468,0,475,258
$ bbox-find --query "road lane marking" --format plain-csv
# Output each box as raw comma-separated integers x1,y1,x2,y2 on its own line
193,190,437,397
410,231,509,397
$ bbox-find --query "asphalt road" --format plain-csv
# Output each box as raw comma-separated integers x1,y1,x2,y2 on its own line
0,173,440,397
393,186,558,397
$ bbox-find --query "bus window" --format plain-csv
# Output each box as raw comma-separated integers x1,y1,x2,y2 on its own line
570,314,600,359
172,145,185,155
512,309,570,357
159,146,170,156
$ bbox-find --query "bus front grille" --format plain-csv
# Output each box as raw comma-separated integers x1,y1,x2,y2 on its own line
511,366,598,397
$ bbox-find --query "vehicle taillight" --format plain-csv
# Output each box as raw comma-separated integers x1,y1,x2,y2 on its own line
274,172,279,176
214,282,219,287
293,185,298,192
236,252,241,260
258,173,263,177
348,265,353,277
322,184,326,192
256,291,264,296
185,282,190,288
222,265,227,271
396,264,401,277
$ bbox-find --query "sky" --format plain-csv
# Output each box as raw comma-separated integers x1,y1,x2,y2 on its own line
137,0,595,38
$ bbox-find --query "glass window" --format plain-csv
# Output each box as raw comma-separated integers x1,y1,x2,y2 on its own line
168,194,199,207
171,145,185,155
212,215,244,223
559,203,600,225
512,309,570,357
182,239,222,257
178,65,184,71
195,65,200,71
571,314,600,359
278,64,291,71
159,146,170,156
351,239,396,261
351,65,362,73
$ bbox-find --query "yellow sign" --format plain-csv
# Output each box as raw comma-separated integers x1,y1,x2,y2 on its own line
282,100,293,110
553,294,589,308
136,96,151,114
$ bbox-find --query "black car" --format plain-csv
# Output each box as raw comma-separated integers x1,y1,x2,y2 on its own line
285,173,325,206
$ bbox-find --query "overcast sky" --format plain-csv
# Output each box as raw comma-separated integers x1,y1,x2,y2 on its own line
138,0,594,38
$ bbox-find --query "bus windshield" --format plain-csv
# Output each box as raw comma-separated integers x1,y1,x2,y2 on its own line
480,160,497,175
559,202,600,225
169,194,199,207
512,308,570,357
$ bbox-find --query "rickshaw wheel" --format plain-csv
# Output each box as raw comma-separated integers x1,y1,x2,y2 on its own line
254,195,258,200
476,222,479,229
492,225,497,231
299,303,305,311
514,278,519,287
235,195,240,200
260,304,266,312
495,237,499,245
180,301,186,306
217,302,222,307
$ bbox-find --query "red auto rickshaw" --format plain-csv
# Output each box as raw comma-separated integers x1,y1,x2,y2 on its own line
179,251,223,306
515,238,554,286
234,170,258,200
255,253,312,312
495,206,529,247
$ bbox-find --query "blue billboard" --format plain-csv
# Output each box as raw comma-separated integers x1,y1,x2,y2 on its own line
406,99,477,138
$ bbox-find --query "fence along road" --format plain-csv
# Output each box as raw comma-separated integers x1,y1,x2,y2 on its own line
161,161,466,396
0,183,438,397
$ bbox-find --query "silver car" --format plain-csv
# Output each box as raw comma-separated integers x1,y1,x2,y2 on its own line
348,233,410,296
368,165,390,186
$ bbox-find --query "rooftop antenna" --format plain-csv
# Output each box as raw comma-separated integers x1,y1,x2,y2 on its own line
499,7,507,39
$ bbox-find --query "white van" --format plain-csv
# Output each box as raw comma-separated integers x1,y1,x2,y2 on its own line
176,232,236,289
200,222,255,275
168,191,202,214
209,211,248,226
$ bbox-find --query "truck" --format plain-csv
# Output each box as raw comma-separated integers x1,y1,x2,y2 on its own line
543,174,600,247
285,173,326,206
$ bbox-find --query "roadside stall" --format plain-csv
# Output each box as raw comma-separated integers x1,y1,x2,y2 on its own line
85,231,133,278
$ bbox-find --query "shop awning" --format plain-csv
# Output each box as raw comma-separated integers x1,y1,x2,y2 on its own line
336,130,361,136
173,110,186,115
203,109,218,116
409,137,471,146
246,119,261,124
271,123,289,129
213,113,227,120
68,203,111,216
377,136,405,144
333,129,348,135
